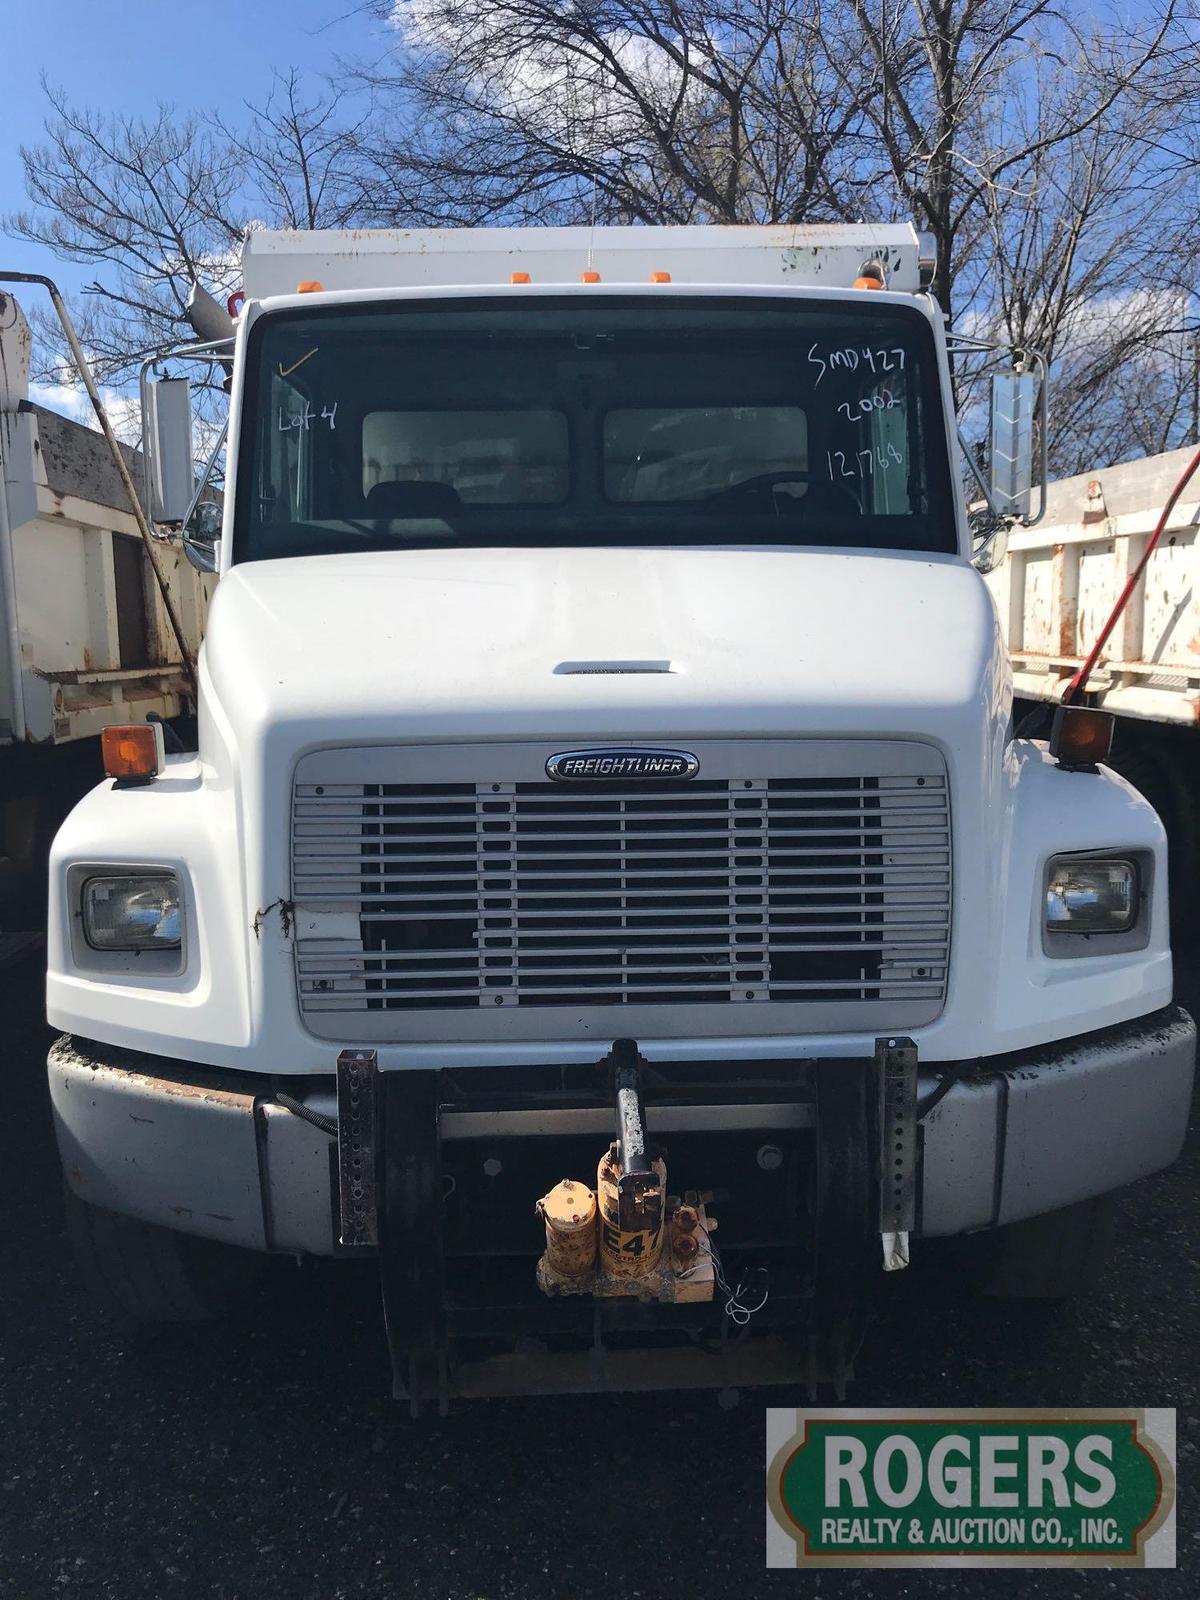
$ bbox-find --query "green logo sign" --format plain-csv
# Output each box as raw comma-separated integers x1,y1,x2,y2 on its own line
767,1409,1175,1568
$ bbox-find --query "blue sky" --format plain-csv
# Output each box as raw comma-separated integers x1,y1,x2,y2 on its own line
0,0,381,292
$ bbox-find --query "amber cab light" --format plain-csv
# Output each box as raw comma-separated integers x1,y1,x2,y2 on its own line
1049,705,1115,769
102,723,165,784
510,271,531,284
296,280,324,293
580,270,601,283
650,271,671,283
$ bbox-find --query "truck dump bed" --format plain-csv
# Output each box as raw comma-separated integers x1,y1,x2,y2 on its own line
987,446,1200,724
0,293,210,746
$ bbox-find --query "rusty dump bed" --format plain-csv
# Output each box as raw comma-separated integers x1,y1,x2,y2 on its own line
986,445,1200,724
0,292,211,746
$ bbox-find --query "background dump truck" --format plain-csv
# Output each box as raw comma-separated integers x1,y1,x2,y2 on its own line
0,293,211,938
985,446,1200,941
29,224,1196,1407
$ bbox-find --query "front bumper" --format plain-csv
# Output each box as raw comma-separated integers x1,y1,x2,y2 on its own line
49,1007,1195,1256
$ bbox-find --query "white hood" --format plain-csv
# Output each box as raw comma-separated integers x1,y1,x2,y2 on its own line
202,544,1003,750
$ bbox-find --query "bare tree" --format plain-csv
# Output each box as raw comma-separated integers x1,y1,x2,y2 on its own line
354,0,1195,463
352,1,884,226
834,3,1181,316
4,74,377,397
6,84,245,389
360,3,1183,310
223,70,374,231
5,5,1194,470
915,3,1196,472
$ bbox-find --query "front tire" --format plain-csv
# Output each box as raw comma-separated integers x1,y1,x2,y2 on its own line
63,1183,263,1324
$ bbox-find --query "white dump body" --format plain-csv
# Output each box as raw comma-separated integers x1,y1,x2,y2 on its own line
241,223,931,299
0,294,210,746
987,446,1200,725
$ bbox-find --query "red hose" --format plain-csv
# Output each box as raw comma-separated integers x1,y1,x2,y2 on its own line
1062,442,1200,705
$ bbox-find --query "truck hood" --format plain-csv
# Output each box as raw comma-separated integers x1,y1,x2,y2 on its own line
201,544,1004,748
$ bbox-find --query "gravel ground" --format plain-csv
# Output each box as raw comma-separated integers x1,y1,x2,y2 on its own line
1,951,1195,1600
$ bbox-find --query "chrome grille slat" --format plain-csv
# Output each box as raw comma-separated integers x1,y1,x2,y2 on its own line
299,870,947,908
298,936,950,969
292,760,952,1019
299,979,947,1011
297,921,948,954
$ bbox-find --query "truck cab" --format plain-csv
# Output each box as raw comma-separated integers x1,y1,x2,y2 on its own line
44,225,1195,1404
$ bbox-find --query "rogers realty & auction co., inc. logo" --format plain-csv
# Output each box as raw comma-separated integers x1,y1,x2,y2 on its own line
766,1409,1175,1569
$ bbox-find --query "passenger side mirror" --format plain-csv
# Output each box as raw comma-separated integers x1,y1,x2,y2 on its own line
143,376,194,526
183,500,221,573
988,369,1040,521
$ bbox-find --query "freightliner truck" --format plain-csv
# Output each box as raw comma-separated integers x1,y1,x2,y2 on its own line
33,226,1196,1405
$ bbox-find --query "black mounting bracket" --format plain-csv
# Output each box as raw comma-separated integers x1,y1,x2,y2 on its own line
379,1070,449,1415
336,1048,379,1247
875,1035,919,1270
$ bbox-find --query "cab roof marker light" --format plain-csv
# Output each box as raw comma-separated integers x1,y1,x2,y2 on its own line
853,259,887,290
650,271,671,283
581,270,601,283
510,271,532,284
296,280,324,293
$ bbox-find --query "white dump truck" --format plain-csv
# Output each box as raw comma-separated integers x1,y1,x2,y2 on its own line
35,226,1194,1404
0,292,210,935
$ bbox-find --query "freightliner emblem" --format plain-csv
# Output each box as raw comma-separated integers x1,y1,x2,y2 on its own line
546,748,700,782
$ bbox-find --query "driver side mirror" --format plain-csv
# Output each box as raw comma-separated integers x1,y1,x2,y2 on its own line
143,377,194,525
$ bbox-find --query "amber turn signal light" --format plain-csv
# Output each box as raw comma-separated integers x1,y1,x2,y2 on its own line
1049,705,1115,769
102,724,165,784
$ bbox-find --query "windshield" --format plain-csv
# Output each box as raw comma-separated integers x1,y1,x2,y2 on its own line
233,296,956,562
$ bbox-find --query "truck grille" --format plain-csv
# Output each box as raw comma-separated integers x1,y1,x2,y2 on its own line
292,763,951,1020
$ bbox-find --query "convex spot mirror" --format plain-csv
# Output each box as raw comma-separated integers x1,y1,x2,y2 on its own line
183,500,220,573
970,508,1009,575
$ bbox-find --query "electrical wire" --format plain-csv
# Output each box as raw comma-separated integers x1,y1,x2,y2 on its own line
275,1091,338,1137
705,1232,770,1326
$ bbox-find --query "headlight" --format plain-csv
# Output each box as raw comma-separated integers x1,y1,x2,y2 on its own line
82,873,181,950
1045,856,1137,934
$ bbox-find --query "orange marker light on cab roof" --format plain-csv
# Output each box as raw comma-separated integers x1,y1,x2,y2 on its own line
102,724,165,784
296,280,324,294
650,271,671,283
510,271,531,284
580,270,601,283
853,259,887,291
